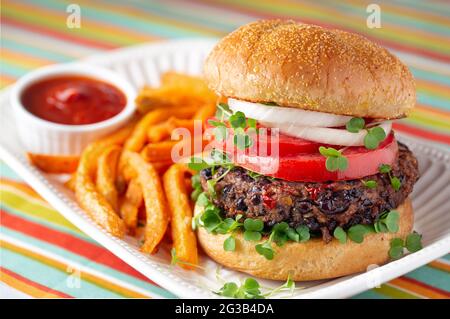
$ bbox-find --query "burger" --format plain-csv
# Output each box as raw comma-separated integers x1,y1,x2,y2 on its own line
191,20,419,281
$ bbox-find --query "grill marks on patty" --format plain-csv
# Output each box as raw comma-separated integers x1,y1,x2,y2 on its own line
200,143,419,242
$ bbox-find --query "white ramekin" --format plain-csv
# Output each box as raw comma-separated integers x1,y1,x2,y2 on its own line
10,63,136,155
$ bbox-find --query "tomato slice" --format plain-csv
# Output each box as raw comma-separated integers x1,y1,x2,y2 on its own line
228,133,398,182
205,119,398,182
239,133,397,182
258,129,322,156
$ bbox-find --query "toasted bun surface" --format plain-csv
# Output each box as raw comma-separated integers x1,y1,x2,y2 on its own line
204,20,415,119
196,199,413,281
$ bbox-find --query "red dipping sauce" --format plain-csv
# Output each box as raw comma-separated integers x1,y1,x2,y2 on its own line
21,75,126,125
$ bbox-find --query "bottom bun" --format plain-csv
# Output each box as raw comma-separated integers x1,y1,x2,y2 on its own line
197,198,413,281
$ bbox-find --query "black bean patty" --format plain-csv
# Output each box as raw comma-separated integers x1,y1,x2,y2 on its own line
200,143,419,242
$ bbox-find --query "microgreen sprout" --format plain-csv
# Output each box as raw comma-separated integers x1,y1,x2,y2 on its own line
190,174,202,201
374,210,399,233
405,232,423,253
333,226,347,244
208,120,228,142
188,149,234,203
389,232,422,260
389,238,404,260
263,275,296,298
187,157,210,171
255,240,275,260
243,218,264,241
216,275,296,299
378,164,402,191
215,102,233,121
211,102,258,150
170,248,205,270
217,277,263,299
223,236,236,251
319,146,349,172
362,179,378,189
347,224,372,243
345,117,387,149
364,126,386,149
346,117,365,133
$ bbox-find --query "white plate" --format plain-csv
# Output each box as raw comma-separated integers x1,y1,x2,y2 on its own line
1,39,449,299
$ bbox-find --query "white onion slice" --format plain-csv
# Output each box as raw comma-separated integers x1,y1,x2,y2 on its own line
260,121,392,146
228,98,352,127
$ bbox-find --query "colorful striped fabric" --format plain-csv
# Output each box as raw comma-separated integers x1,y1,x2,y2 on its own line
0,0,449,298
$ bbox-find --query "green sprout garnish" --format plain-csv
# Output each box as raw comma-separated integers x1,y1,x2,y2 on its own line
374,210,399,233
389,238,405,259
223,236,236,252
319,146,349,172
255,240,275,261
187,157,210,171
210,103,257,151
216,275,296,299
364,126,386,150
345,117,387,150
333,226,347,244
378,164,402,191
215,102,232,120
243,218,264,241
170,248,205,270
389,232,423,260
405,232,423,253
208,120,228,142
346,117,365,133
362,179,378,189
347,224,372,243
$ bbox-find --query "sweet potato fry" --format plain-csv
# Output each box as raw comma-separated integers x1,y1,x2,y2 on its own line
184,177,193,194
151,160,174,174
73,123,134,237
75,143,125,238
147,117,196,143
64,173,76,192
135,87,187,114
140,140,178,163
28,153,79,174
141,138,208,164
135,86,170,112
163,164,198,268
147,121,170,143
100,119,137,147
161,72,216,104
136,72,216,114
166,117,196,135
96,145,121,212
124,107,196,152
122,151,169,254
119,178,143,233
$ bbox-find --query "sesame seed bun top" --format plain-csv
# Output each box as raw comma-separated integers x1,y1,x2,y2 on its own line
204,20,416,119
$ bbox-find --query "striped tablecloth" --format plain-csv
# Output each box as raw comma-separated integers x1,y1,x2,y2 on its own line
1,0,449,299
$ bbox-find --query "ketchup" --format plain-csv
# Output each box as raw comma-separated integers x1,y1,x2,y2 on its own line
21,75,126,125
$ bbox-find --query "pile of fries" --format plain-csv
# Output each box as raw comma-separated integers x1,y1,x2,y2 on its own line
28,72,217,268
